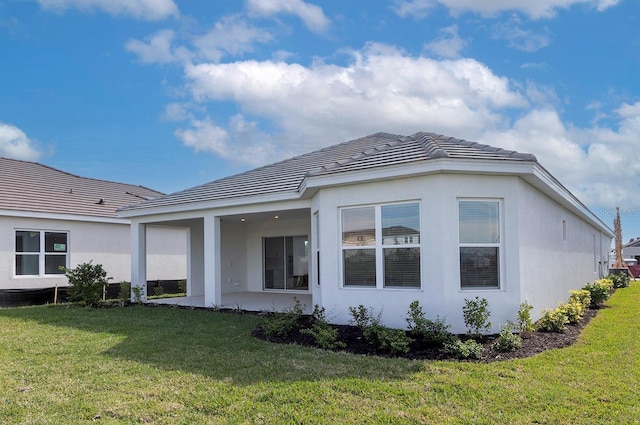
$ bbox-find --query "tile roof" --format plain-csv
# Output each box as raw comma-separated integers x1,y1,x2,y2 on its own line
0,157,163,219
119,131,537,212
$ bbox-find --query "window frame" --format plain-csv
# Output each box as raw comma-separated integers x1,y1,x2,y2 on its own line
14,229,69,277
457,199,503,291
262,235,310,291
340,201,422,289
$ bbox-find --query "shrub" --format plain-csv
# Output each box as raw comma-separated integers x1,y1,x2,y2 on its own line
60,261,111,307
558,301,584,324
536,308,569,332
364,319,413,356
607,272,630,289
301,305,346,350
153,282,164,296
405,301,455,347
350,305,412,355
177,279,187,293
492,323,522,352
261,298,305,340
348,305,374,332
462,297,492,338
516,302,535,334
568,290,591,311
443,338,483,360
583,279,613,308
117,281,131,302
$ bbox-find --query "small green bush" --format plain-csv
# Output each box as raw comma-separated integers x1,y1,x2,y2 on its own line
117,281,131,302
516,302,535,334
348,305,374,332
583,279,613,308
492,323,522,352
536,308,569,332
60,261,111,307
405,301,455,347
462,297,492,338
443,338,483,360
349,305,412,355
261,298,305,340
607,273,630,289
301,305,345,350
558,301,584,324
153,282,164,296
568,290,591,311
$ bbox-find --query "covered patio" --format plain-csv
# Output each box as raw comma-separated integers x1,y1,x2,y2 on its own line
128,202,315,313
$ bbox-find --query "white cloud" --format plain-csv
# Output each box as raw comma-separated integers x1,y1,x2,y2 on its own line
424,25,466,58
181,43,527,156
125,29,191,64
395,0,621,19
35,0,178,20
492,17,551,52
126,17,272,65
246,0,330,33
480,104,640,209
193,16,273,62
175,115,278,165
0,123,43,161
393,0,436,19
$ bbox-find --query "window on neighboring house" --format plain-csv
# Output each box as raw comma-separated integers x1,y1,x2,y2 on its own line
342,202,420,288
458,200,501,289
15,230,68,276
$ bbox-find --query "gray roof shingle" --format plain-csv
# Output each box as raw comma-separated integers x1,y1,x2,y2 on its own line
119,132,537,212
0,157,164,219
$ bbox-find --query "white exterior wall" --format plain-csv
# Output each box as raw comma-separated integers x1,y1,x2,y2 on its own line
220,220,247,294
313,173,523,334
0,216,186,290
516,180,610,320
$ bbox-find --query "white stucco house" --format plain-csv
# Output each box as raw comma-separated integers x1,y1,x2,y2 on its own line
118,132,613,333
0,157,186,304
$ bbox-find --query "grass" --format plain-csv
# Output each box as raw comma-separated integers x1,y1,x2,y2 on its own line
0,284,639,424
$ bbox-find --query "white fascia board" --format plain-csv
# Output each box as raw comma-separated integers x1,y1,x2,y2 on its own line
299,159,536,198
118,191,302,219
525,165,613,237
0,209,129,225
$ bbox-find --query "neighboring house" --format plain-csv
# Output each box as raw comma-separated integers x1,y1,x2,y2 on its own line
118,132,613,333
0,157,186,303
622,238,640,264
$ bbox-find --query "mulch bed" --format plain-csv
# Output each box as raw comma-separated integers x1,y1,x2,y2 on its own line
252,308,600,363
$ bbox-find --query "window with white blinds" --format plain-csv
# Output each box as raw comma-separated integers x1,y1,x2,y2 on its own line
342,202,420,288
458,200,501,289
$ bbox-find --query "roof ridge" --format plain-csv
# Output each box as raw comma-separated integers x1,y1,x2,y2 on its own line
310,133,405,175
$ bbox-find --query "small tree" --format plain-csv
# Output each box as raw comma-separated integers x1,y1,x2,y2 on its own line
462,297,492,338
61,261,111,306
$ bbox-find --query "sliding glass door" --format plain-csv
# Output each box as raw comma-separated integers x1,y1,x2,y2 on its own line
264,236,309,290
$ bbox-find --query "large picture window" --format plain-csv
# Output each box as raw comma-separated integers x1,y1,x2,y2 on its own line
458,200,501,289
15,230,68,276
342,202,420,288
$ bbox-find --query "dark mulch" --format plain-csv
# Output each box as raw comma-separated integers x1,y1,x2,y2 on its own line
252,308,600,363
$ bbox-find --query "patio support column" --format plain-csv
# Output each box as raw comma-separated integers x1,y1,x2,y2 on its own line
203,214,222,307
130,221,147,302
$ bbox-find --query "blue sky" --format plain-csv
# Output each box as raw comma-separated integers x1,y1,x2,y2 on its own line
1,0,639,240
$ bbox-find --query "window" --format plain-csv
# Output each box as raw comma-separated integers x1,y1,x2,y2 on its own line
263,236,309,290
15,230,68,276
342,202,420,288
458,200,501,289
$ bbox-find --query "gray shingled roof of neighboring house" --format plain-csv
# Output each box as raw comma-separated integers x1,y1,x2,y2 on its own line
0,157,163,219
119,132,538,213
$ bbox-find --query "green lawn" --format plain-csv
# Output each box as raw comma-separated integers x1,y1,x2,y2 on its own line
1,284,638,424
